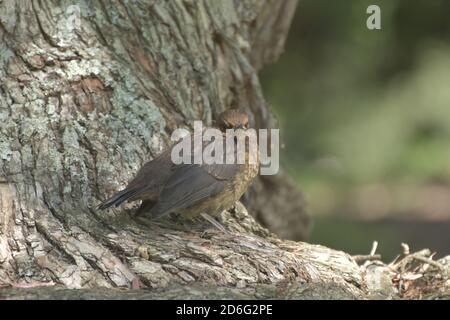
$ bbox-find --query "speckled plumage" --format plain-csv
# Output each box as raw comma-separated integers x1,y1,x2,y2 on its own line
98,110,259,220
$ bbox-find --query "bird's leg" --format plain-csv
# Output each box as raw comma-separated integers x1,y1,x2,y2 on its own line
200,213,230,234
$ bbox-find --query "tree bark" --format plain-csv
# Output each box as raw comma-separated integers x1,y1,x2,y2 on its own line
1,0,446,300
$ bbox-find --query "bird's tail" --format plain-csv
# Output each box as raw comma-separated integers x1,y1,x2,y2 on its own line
97,188,141,210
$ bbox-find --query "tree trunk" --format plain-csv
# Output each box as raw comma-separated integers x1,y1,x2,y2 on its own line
0,0,446,300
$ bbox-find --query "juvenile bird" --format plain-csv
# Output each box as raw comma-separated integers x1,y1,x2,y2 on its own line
98,110,259,230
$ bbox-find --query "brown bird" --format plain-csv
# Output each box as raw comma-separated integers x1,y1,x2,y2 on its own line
98,110,259,230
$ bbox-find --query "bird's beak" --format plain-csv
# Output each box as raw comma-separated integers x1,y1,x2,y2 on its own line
236,124,245,130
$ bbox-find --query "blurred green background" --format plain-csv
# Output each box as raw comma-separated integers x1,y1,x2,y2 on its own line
260,0,450,260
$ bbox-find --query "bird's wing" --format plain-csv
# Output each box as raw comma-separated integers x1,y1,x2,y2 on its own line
97,186,144,209
203,163,240,180
126,149,174,190
98,150,175,209
149,163,239,218
126,131,232,200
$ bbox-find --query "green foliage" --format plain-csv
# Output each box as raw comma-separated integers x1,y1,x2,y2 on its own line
261,0,450,255
262,0,450,186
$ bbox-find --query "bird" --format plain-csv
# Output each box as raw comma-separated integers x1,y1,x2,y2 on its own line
98,109,259,230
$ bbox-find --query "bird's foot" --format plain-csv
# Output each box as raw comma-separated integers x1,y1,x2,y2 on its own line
200,213,230,234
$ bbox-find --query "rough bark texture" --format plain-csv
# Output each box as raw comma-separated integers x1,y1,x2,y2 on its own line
1,0,445,300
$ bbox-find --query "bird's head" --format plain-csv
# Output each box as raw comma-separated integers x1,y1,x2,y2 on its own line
217,109,249,132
